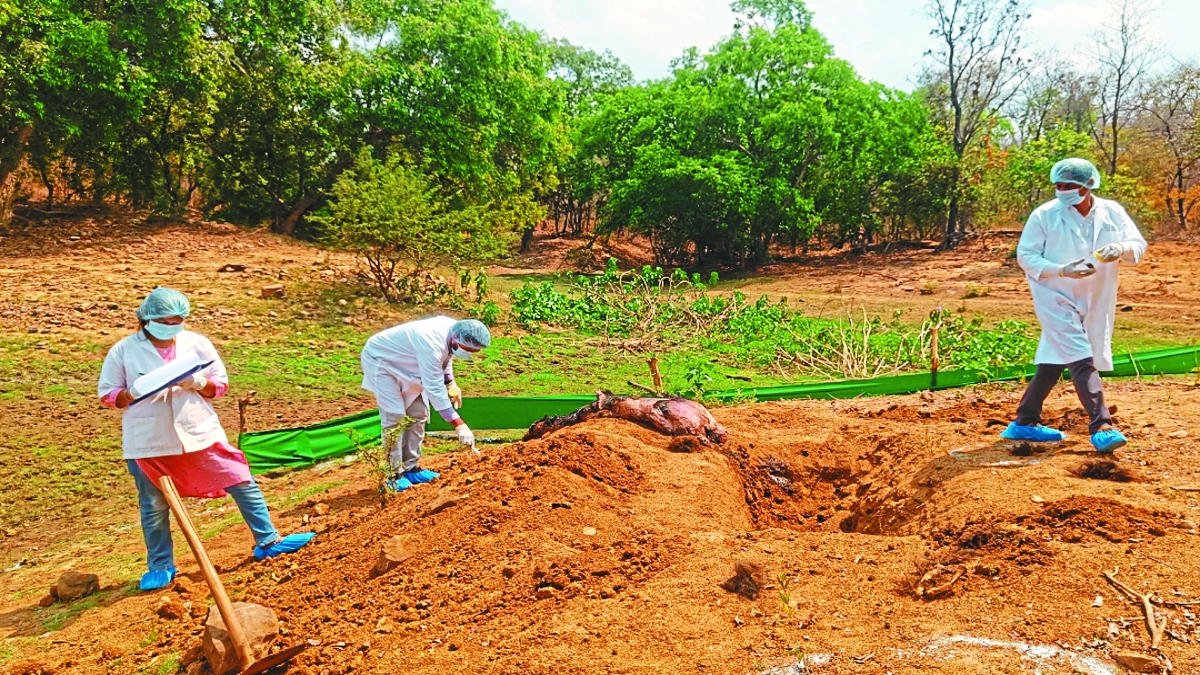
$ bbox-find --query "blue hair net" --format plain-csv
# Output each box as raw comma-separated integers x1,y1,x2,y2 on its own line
451,319,491,349
136,287,191,322
1050,158,1101,190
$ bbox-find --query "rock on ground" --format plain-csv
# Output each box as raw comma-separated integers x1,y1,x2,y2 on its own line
424,491,464,517
202,603,279,675
157,593,187,620
370,535,414,578
1112,651,1162,674
56,571,100,601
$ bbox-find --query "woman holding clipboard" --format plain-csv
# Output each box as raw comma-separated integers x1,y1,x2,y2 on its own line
98,287,313,591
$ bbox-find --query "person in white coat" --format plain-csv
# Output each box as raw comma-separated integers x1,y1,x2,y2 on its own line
361,316,491,491
1002,158,1146,453
99,288,314,591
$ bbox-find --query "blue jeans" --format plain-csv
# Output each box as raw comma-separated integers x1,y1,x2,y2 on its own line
127,460,280,571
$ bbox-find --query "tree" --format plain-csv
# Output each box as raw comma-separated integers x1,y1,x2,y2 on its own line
314,148,512,302
924,0,1029,247
1138,63,1200,231
1091,0,1160,177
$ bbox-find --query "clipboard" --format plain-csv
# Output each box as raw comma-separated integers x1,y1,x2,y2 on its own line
130,352,215,405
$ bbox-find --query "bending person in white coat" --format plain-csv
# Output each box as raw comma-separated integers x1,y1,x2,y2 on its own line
99,288,314,592
361,317,491,492
1002,158,1146,453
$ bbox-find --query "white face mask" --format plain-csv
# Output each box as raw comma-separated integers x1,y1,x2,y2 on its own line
1056,188,1084,207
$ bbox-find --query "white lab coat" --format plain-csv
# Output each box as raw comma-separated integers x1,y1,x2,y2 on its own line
360,316,456,414
97,330,231,460
1016,196,1146,370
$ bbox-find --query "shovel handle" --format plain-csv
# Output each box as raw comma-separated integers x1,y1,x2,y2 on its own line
157,475,257,670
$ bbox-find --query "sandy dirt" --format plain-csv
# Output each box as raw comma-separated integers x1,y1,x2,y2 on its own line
3,215,1200,675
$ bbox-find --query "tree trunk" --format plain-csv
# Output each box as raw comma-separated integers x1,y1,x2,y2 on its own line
942,165,962,250
0,126,32,191
520,225,535,253
274,195,314,237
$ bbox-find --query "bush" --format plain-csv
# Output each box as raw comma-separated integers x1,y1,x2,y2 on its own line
314,148,513,303
510,259,1037,379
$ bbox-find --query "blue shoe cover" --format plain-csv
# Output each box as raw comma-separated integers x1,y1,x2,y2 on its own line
1091,429,1128,454
405,468,440,484
254,532,316,560
1000,422,1066,442
387,475,413,492
139,568,176,592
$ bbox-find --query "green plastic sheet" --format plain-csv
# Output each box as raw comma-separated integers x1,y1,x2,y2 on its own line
238,345,1200,473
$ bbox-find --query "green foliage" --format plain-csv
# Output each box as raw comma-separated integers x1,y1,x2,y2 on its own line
511,259,1037,379
573,1,951,267
314,148,513,303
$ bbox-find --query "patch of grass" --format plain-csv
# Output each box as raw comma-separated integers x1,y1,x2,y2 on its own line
920,280,939,295
275,480,348,510
201,511,246,541
0,641,15,665
138,628,160,650
40,594,101,632
963,283,991,299
154,652,181,675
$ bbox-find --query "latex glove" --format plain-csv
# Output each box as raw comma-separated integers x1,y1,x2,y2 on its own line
1058,259,1096,279
1095,243,1127,263
447,382,463,410
456,424,475,448
178,373,208,391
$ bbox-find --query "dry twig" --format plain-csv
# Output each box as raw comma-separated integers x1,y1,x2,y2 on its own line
1104,568,1167,649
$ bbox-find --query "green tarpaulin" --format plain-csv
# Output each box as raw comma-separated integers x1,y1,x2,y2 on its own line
238,345,1200,473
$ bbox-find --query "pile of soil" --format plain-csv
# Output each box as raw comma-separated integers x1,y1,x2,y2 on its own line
9,393,1200,675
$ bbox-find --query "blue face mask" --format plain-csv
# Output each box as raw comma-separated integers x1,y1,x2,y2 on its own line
145,320,184,340
1056,188,1084,207
452,347,473,361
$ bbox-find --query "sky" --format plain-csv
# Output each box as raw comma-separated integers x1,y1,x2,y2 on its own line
493,0,1200,90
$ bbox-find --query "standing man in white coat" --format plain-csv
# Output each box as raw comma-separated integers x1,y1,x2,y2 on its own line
1001,158,1146,453
361,316,490,491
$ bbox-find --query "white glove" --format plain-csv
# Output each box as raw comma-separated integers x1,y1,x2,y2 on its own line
1095,243,1127,263
178,373,209,391
456,424,475,448
1058,259,1096,279
447,382,463,410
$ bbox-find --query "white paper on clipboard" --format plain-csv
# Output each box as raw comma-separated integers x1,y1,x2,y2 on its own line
130,352,213,404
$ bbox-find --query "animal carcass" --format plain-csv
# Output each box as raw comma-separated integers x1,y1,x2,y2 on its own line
524,391,728,446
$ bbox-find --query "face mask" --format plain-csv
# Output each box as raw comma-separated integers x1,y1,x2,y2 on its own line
452,347,473,361
1056,188,1084,207
145,320,184,340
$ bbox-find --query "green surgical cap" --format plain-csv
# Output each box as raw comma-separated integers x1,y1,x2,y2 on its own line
136,287,191,322
1050,158,1101,190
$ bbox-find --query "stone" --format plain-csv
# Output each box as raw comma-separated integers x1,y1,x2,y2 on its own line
370,536,414,578
1169,430,1189,439
56,571,100,601
38,594,55,607
721,561,767,600
313,502,330,516
185,661,205,675
1030,495,1044,504
202,603,279,675
260,284,286,299
1112,651,1162,673
582,527,597,536
424,491,464,517
157,594,187,620
171,577,196,597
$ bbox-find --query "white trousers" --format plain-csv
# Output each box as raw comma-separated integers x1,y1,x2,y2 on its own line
379,396,429,474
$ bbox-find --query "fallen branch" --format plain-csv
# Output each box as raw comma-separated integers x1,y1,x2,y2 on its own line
1104,568,1167,649
626,380,659,395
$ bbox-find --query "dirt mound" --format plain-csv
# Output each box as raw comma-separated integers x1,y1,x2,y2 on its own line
1071,458,1142,482
1033,495,1178,543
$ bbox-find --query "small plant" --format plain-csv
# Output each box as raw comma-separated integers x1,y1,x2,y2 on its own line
471,301,501,327
682,359,716,398
963,283,991,299
920,280,939,295
344,422,412,507
777,572,793,613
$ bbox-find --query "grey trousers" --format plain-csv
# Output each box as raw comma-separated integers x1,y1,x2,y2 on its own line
380,396,430,474
1016,357,1112,434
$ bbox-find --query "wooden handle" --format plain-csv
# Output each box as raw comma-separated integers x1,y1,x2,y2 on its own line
157,475,257,670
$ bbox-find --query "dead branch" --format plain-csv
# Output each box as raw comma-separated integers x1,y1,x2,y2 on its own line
1105,568,1167,649
627,380,659,395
